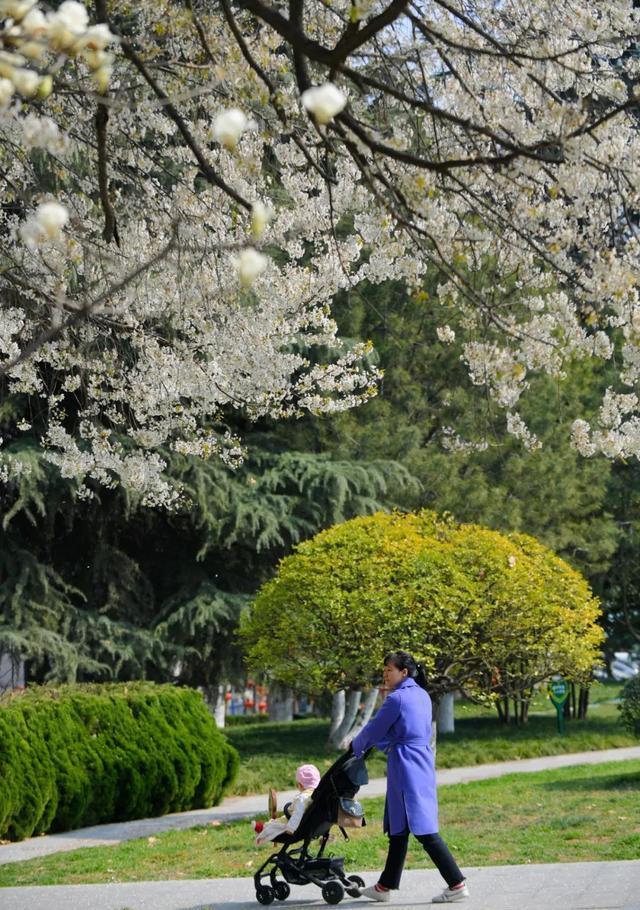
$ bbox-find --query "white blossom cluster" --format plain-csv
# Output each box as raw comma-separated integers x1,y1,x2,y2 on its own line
436,325,455,344
6,0,640,501
0,1,115,104
321,0,640,455
506,412,541,452
0,2,394,502
19,200,68,249
441,427,489,454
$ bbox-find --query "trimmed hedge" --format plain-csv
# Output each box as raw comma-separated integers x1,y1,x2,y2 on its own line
0,682,239,841
619,676,640,736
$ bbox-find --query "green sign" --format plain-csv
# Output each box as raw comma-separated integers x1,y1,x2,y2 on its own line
547,677,569,734
548,678,569,706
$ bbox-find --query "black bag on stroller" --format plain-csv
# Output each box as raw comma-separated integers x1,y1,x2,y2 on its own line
253,749,370,905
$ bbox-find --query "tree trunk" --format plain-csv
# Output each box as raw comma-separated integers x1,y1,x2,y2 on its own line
336,687,378,750
431,719,438,753
514,695,530,725
203,684,226,728
578,685,590,719
436,692,455,734
513,696,520,724
0,651,25,693
269,683,294,722
328,688,361,748
328,690,346,743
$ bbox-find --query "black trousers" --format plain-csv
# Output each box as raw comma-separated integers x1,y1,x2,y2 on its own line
378,832,464,890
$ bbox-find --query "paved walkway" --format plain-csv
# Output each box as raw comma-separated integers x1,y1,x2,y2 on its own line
1,746,640,868
2,861,640,910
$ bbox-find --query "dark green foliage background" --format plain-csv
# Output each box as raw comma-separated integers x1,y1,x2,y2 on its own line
619,676,640,735
2,270,639,689
0,683,238,841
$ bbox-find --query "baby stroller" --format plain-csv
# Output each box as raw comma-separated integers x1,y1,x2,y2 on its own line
253,749,371,905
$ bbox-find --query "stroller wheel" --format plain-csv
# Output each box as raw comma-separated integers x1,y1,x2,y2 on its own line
256,885,275,905
322,880,345,905
274,882,290,901
346,874,365,897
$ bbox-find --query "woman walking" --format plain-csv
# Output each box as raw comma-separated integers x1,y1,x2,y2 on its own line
351,651,468,903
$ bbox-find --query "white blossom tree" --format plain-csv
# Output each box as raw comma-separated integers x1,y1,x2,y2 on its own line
225,0,640,457
4,0,640,504
1,0,387,504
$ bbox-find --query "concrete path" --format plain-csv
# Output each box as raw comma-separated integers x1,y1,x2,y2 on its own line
2,861,640,910
2,746,640,867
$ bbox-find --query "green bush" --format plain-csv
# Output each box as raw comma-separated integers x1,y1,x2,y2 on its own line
0,683,239,841
619,676,640,736
241,511,603,700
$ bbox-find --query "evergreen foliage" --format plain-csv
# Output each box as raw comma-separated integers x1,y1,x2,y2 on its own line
1,267,637,686
0,683,238,841
590,461,640,654
286,280,619,579
619,676,640,736
0,430,411,686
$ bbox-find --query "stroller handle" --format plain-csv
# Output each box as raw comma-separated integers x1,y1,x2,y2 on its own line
345,744,374,759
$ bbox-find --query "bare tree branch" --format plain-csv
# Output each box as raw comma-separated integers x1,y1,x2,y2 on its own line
94,0,119,245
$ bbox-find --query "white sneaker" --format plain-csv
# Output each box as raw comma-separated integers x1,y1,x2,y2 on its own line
432,883,469,903
360,884,391,902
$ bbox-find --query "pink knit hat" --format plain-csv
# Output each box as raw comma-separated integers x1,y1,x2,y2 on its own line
296,763,321,789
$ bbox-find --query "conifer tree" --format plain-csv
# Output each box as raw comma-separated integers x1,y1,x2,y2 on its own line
0,425,413,686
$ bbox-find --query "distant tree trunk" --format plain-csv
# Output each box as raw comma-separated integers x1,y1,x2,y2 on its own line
500,692,530,725
0,651,25,693
429,694,440,760
328,689,361,748
203,684,226,728
269,683,294,722
436,692,455,733
496,695,510,723
336,687,378,750
566,683,590,719
516,696,530,725
578,685,590,719
329,690,346,743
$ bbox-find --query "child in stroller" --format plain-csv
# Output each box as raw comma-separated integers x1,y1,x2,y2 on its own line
253,763,322,845
252,749,370,905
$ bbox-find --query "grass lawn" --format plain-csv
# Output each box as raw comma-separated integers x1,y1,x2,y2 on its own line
225,681,635,795
1,759,638,888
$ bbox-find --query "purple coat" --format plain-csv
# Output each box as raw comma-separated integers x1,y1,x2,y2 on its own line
351,677,438,835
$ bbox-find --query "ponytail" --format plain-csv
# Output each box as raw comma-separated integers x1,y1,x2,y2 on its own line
414,661,429,692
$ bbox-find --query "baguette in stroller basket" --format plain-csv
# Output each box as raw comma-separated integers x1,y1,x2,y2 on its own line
253,749,370,905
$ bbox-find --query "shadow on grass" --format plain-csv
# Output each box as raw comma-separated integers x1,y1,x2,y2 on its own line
543,771,640,793
227,714,623,755
439,714,624,740
225,720,336,759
